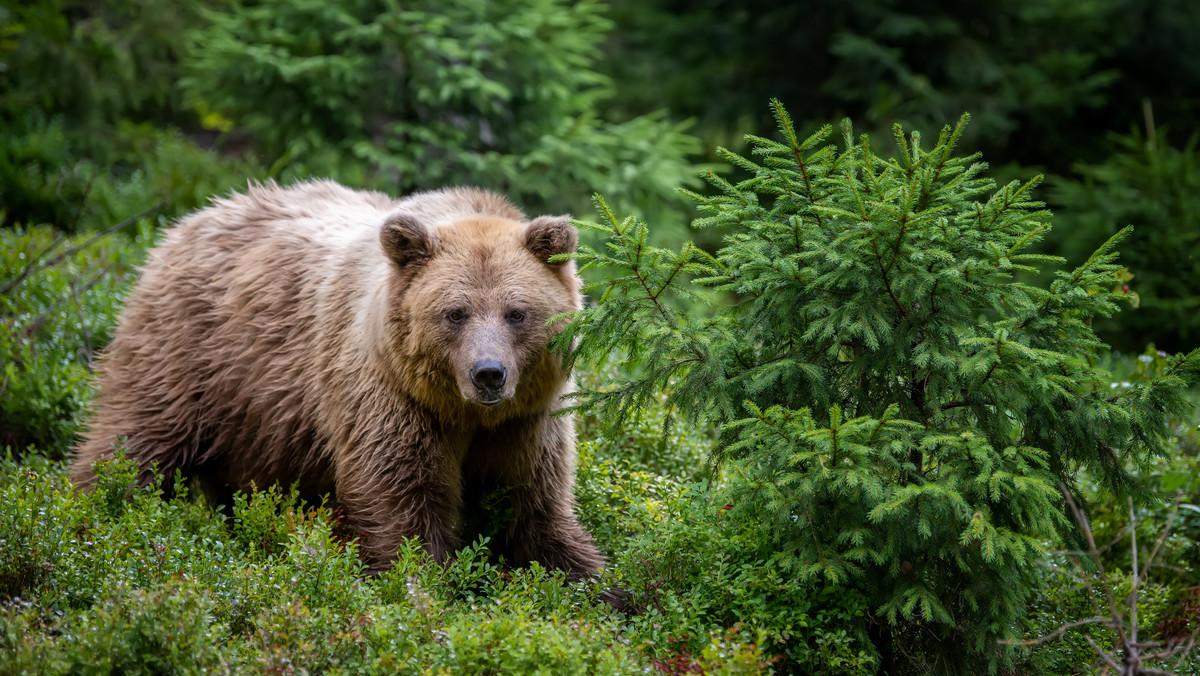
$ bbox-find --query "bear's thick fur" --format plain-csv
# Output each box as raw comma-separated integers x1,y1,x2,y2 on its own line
72,180,604,576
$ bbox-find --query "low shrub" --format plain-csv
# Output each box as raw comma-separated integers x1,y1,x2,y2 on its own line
0,224,152,455
0,449,772,674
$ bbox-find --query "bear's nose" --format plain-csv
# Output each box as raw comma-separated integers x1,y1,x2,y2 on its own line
470,360,507,393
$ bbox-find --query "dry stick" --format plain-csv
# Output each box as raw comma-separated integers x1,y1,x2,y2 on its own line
1000,616,1109,646
22,263,116,340
1066,555,1120,668
1062,486,1151,676
1062,486,1132,650
69,278,94,362
0,200,164,297
1084,633,1123,674
1138,493,1182,587
1129,498,1140,676
1168,631,1198,670
14,175,101,282
1130,495,1192,674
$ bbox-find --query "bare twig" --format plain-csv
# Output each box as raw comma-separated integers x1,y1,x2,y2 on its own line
999,616,1108,646
1130,499,1140,671
1012,485,1197,675
1084,633,1123,673
68,278,94,362
21,263,116,342
1062,486,1131,649
1138,493,1183,587
0,200,163,297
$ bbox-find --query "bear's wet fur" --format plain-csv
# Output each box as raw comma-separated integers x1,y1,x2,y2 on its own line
72,180,604,577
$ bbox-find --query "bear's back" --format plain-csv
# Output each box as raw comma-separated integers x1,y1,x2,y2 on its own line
192,181,527,249
389,186,526,231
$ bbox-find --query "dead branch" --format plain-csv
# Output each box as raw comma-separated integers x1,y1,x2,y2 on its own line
0,200,163,297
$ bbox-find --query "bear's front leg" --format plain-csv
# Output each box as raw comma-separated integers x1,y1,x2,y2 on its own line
498,413,605,580
333,419,465,570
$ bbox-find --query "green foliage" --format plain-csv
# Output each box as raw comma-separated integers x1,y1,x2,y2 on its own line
575,359,714,481
0,225,153,454
181,0,702,225
0,452,773,674
617,487,878,674
0,454,84,599
558,101,1200,673
229,483,317,561
0,1,260,233
1021,349,1200,674
1047,129,1200,353
573,442,689,557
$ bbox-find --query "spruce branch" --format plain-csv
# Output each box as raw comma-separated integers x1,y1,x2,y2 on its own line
563,102,1200,673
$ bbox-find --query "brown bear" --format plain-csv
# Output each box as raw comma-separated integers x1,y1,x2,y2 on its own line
72,179,604,577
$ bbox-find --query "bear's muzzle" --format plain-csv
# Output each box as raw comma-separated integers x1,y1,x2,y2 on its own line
470,359,507,405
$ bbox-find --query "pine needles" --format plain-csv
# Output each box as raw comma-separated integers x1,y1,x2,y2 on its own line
558,100,1200,673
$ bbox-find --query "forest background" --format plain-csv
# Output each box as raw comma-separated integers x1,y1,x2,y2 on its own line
2,1,1199,674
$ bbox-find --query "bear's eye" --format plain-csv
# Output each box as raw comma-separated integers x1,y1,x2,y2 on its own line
446,309,467,324
506,309,526,324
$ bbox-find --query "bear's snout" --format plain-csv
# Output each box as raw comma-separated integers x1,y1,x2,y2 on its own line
470,360,508,404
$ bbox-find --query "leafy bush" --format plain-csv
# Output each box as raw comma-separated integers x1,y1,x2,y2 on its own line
0,225,154,454
0,451,774,674
573,442,689,558
616,487,878,674
576,359,714,481
0,454,85,599
557,101,1200,673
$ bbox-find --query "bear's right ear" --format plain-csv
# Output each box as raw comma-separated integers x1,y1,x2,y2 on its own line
381,212,434,267
525,215,577,265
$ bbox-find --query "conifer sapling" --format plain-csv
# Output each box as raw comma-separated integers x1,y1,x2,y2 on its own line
554,100,1200,673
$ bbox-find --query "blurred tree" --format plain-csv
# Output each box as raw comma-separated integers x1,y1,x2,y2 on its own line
0,0,208,133
182,0,702,223
0,0,253,231
603,0,1200,175
1048,129,1200,354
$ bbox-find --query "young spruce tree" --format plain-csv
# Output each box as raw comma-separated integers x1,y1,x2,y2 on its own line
556,101,1200,673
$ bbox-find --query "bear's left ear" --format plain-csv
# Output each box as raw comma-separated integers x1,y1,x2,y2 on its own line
525,215,577,265
381,212,435,267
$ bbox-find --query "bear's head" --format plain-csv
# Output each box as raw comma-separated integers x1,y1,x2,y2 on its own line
379,209,580,421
